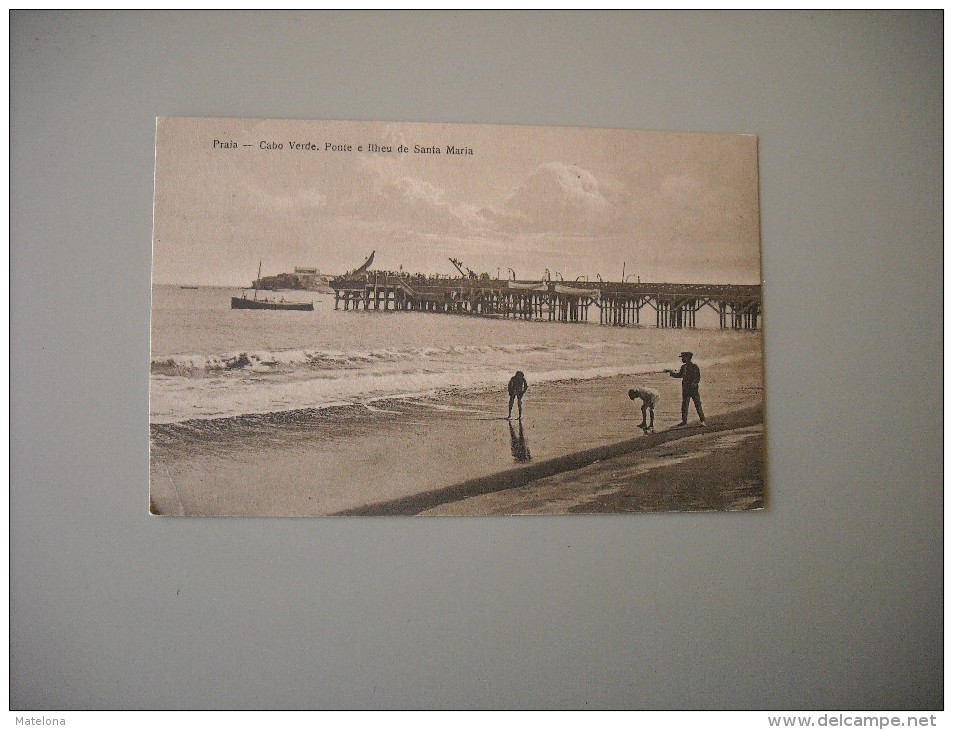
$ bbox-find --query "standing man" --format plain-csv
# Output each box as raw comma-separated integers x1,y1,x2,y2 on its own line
507,371,529,420
667,352,706,427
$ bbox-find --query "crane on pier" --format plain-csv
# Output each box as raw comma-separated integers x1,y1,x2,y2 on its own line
351,251,375,274
449,257,478,279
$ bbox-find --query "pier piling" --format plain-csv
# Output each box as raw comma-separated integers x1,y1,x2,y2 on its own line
330,274,760,330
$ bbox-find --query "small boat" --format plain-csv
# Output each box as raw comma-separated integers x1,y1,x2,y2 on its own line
231,261,314,311
231,296,313,311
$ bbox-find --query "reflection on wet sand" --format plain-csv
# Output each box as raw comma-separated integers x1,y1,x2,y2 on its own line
509,421,532,463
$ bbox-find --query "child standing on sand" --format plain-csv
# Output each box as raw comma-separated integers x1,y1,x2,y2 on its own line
628,387,659,432
507,371,528,420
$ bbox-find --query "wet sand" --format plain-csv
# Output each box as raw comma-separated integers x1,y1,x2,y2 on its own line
150,356,764,516
417,416,764,516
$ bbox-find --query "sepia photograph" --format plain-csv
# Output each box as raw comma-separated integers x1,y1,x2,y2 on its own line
150,117,764,516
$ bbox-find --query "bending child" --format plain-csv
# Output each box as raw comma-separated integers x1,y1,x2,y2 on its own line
628,387,659,432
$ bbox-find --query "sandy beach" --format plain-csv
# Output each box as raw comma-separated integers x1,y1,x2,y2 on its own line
150,355,764,516
416,411,763,516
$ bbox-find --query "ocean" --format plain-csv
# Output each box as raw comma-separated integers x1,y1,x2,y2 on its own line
150,285,762,426
149,284,765,515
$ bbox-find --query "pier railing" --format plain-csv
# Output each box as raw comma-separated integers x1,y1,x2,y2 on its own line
330,273,761,330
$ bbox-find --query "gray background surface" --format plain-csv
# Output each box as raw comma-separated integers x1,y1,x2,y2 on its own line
10,11,943,710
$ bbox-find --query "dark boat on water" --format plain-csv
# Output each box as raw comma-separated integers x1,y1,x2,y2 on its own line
231,261,314,311
231,296,313,311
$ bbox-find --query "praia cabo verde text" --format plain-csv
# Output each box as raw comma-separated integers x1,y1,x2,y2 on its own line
212,139,474,155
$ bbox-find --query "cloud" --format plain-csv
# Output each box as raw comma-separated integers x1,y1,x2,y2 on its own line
266,187,329,213
360,175,476,237
479,162,618,236
241,158,623,248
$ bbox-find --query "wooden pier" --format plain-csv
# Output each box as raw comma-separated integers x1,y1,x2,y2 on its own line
330,273,761,330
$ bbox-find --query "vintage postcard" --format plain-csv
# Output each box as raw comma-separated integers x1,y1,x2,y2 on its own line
150,117,764,516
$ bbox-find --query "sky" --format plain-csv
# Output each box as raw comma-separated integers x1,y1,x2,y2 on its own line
152,117,762,287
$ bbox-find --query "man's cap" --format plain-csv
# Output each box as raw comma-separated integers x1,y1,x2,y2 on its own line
680,351,693,358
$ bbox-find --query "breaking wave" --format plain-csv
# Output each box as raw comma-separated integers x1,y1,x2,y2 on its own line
150,342,606,377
